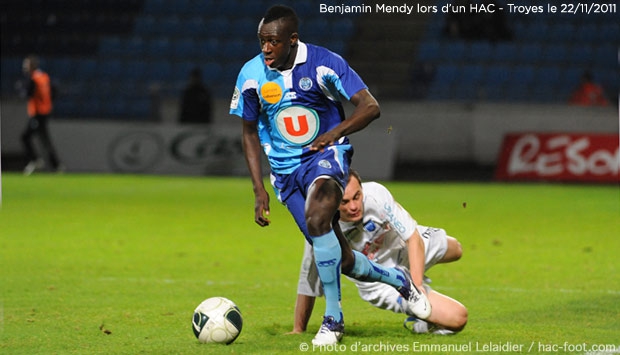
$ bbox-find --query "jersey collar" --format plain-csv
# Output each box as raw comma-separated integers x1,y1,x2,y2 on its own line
271,41,307,74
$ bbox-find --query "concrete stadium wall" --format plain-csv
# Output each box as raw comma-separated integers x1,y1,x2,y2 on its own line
2,97,617,180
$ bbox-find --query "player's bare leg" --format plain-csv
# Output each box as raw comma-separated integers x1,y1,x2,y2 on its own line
437,237,463,264
404,287,467,334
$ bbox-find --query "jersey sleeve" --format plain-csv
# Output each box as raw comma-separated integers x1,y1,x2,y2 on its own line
229,62,260,121
316,50,367,101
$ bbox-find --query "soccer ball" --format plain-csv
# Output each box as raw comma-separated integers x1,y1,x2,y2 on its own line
192,297,243,344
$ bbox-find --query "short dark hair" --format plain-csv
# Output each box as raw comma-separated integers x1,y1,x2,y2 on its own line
263,5,299,32
348,169,362,185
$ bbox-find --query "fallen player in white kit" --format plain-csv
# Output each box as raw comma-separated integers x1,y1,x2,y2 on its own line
291,170,468,335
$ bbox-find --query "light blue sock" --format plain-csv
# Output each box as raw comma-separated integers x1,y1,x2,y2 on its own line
312,231,343,322
349,250,405,288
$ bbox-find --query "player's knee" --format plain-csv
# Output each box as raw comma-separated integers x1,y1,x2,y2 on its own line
305,213,333,236
444,306,468,332
443,237,463,262
455,307,468,331
453,239,463,260
305,180,341,236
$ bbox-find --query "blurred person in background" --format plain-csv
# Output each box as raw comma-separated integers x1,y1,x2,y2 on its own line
179,66,212,124
569,70,610,106
20,54,63,175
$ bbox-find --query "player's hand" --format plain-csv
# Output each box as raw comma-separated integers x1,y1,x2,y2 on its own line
254,189,271,227
285,329,304,335
309,131,339,151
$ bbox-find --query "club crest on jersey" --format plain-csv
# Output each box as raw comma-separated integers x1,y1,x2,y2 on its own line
275,105,320,146
318,160,332,169
299,77,313,91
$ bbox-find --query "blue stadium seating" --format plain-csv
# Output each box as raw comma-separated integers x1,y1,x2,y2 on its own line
414,0,619,103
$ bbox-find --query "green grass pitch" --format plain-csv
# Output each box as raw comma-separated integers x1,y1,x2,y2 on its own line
1,173,618,354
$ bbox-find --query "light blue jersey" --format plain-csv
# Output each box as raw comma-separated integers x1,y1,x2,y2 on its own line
229,41,367,175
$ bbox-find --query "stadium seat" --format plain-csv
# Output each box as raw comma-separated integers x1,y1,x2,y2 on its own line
123,60,148,81
231,17,259,38
126,97,151,119
181,17,208,38
142,0,167,15
542,44,569,65
194,38,219,60
516,43,543,64
491,43,518,64
171,0,191,16
331,18,355,38
147,60,172,82
172,61,196,82
466,41,492,63
460,64,485,85
568,44,594,66
47,57,73,81
516,21,546,42
98,59,122,78
202,62,223,84
216,0,240,17
484,65,511,89
535,66,562,87
133,15,157,36
592,44,618,69
75,58,98,80
510,66,535,87
145,37,171,58
154,16,181,37
597,23,620,43
433,64,460,86
441,41,467,62
99,37,124,57
428,64,459,99
324,40,346,56
416,41,441,62
222,39,248,61
124,36,145,57
547,23,574,41
204,18,228,37
172,38,197,59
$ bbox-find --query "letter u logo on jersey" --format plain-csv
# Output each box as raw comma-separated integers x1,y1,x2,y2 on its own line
283,115,309,137
275,106,320,146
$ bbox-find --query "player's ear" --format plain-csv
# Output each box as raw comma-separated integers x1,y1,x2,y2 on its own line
290,32,298,46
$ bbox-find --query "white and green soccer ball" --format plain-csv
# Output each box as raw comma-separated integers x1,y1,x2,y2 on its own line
192,297,243,344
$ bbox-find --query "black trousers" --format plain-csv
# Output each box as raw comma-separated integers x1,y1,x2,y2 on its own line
21,114,60,169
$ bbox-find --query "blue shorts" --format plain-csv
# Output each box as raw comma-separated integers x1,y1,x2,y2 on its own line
271,144,353,241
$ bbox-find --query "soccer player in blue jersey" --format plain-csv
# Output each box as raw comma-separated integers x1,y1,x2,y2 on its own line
229,5,430,345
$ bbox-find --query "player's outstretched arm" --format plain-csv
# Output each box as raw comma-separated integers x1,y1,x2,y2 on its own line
287,293,316,334
242,119,270,227
406,229,427,290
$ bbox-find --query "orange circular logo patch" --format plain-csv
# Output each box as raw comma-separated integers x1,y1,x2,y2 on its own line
260,82,283,104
